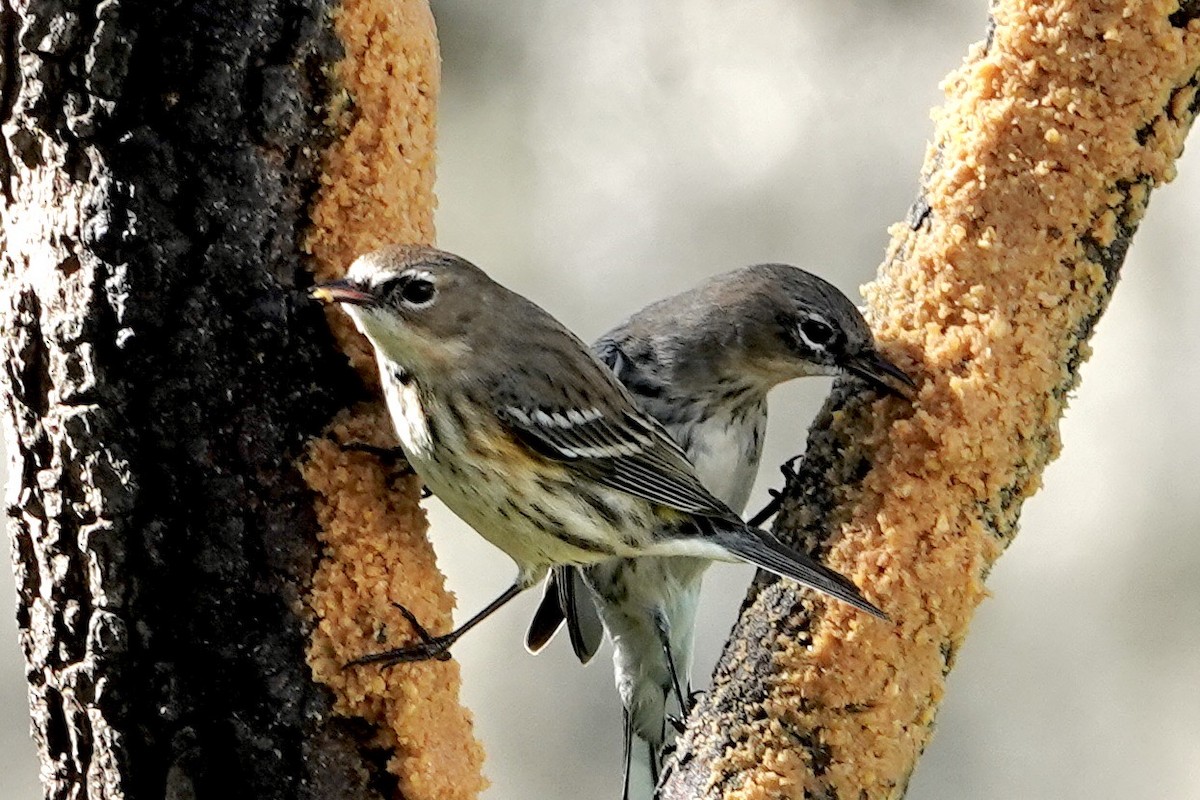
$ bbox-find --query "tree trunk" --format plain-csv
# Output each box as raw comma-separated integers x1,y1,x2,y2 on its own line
0,1,483,798
661,3,1200,798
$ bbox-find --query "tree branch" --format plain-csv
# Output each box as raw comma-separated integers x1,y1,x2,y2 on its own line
661,3,1200,797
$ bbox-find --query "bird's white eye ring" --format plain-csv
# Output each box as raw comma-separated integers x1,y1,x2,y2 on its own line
798,316,835,349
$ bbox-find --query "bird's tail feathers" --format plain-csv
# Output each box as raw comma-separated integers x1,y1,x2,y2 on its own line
559,566,604,663
525,566,605,663
717,523,886,620
525,572,567,655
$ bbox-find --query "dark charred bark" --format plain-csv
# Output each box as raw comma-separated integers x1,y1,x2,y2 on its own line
0,2,393,798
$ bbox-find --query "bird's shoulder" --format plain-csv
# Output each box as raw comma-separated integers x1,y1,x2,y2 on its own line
593,329,671,406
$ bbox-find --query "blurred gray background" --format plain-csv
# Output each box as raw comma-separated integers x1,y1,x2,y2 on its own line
4,1,1198,797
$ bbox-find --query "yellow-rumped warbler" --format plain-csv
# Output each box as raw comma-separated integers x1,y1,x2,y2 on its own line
311,245,885,675
523,264,915,796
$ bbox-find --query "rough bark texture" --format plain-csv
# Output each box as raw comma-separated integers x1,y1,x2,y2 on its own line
0,1,410,797
661,2,1200,798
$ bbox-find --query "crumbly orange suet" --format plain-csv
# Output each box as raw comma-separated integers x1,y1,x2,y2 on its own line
696,5,1200,799
304,406,485,800
300,1,487,798
306,0,441,387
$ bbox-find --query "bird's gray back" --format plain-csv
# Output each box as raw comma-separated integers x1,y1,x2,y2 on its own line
594,331,765,513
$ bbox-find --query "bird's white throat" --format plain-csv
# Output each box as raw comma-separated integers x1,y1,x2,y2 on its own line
378,359,434,458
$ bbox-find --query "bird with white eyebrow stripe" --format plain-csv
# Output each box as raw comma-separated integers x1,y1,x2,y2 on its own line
525,262,916,798
311,246,890,735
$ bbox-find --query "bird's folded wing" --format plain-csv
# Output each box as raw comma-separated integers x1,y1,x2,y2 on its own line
499,404,731,518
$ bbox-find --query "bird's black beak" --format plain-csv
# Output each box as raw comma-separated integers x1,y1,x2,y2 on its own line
843,349,918,399
311,280,374,307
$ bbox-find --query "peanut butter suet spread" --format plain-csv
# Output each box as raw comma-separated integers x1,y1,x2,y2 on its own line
300,1,488,798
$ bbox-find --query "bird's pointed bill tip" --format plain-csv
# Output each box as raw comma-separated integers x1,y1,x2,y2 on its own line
310,280,373,306
846,349,918,400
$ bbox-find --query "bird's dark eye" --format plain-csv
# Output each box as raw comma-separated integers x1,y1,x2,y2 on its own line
400,278,435,306
380,274,437,307
799,317,835,347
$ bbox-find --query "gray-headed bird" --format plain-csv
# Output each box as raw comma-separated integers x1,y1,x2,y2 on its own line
523,264,914,797
312,246,892,793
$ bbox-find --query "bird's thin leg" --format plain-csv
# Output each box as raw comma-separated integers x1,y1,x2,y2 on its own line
621,706,634,800
746,489,782,528
747,454,804,527
337,441,410,464
647,738,661,787
347,582,525,668
653,611,689,725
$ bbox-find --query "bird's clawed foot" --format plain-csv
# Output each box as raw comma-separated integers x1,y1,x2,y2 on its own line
346,602,454,668
334,439,429,495
747,456,803,527
666,689,704,733
779,453,802,481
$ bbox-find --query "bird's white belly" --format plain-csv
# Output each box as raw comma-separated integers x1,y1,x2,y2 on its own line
672,412,763,515
590,555,704,739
